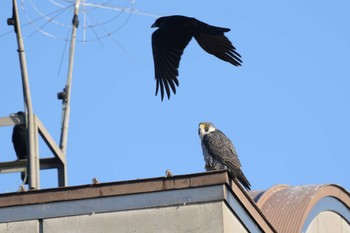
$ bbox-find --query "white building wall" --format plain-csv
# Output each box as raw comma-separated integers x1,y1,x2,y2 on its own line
306,211,350,233
222,203,249,233
0,220,39,233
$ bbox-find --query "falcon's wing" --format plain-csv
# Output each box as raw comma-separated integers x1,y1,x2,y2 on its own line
202,130,241,168
152,28,193,100
193,21,242,66
202,130,251,190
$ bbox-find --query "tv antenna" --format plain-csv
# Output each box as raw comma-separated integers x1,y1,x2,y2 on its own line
0,0,153,190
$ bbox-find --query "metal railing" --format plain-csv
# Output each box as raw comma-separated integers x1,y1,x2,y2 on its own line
0,115,67,188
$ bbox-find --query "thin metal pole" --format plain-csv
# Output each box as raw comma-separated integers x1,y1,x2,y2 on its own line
59,0,81,157
10,0,39,189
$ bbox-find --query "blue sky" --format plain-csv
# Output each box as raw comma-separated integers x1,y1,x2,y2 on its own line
0,0,349,193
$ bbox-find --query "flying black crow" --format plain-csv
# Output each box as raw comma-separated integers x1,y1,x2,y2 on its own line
151,15,242,100
12,111,28,183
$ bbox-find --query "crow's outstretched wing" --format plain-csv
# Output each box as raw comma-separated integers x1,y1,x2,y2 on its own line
152,28,192,100
151,15,242,100
193,21,242,66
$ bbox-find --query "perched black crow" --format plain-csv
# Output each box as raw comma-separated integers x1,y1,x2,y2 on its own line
151,15,242,100
12,111,28,183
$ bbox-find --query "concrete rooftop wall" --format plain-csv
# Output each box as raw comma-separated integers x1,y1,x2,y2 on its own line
1,172,348,232
0,172,274,232
0,202,248,233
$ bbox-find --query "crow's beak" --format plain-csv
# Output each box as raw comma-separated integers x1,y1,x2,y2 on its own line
151,23,156,28
10,111,25,117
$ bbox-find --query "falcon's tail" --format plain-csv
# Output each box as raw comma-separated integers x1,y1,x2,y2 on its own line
228,168,251,191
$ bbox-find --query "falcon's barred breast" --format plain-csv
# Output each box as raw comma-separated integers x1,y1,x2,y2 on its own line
198,122,251,190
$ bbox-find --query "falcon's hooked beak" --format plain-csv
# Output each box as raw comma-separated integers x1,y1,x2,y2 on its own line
198,122,216,136
199,122,209,131
198,122,208,139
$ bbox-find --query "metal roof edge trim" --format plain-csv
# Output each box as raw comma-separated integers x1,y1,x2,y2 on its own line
0,185,226,223
225,178,278,233
0,171,228,208
301,196,350,232
298,184,350,232
250,183,349,233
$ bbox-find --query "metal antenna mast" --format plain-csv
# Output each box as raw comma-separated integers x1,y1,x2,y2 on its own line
58,0,81,156
1,0,140,191
0,0,69,190
8,0,39,189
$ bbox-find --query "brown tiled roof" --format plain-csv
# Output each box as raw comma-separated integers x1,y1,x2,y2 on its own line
250,184,350,233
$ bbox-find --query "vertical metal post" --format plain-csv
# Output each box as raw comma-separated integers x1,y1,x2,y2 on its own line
10,0,39,189
59,0,81,157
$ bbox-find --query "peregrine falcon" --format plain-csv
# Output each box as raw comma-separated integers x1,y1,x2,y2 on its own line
151,15,242,100
12,111,28,184
198,122,251,190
